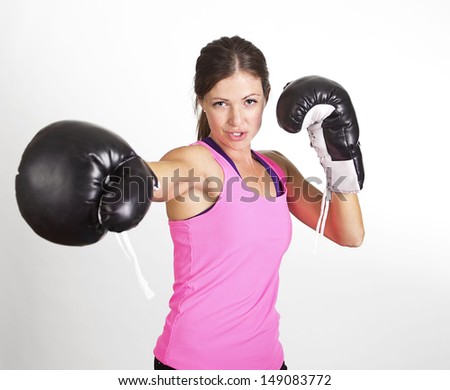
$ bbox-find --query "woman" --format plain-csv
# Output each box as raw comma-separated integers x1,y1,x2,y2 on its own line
148,36,364,370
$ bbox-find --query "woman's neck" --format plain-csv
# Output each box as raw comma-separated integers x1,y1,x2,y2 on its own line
209,135,255,166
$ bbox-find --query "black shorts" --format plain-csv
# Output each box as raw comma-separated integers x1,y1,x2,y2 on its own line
154,357,288,370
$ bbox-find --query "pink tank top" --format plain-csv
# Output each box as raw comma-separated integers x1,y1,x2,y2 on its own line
154,140,292,369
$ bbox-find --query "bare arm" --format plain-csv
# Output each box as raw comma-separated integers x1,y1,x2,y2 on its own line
146,144,222,221
147,145,207,203
267,151,364,247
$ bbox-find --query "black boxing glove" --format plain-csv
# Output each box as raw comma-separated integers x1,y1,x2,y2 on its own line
276,75,364,193
16,120,157,246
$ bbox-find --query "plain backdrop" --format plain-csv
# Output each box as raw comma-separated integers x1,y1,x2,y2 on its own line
1,0,449,370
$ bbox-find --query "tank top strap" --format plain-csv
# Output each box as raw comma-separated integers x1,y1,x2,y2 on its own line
193,138,286,196
251,151,288,194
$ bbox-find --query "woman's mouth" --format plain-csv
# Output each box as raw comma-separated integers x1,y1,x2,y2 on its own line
228,131,246,140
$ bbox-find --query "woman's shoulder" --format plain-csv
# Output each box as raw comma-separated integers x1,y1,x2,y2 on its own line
160,143,209,161
160,142,222,177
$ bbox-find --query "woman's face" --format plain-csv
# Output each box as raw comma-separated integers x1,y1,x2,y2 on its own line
200,70,266,151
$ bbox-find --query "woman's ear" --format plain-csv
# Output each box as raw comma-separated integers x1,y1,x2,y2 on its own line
197,97,206,113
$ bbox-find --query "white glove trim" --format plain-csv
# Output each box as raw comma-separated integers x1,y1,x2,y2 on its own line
301,104,335,132
306,113,361,193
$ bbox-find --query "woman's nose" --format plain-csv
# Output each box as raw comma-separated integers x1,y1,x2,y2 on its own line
228,106,243,127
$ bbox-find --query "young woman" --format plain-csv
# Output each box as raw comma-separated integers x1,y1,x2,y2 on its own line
16,34,364,370
148,36,365,370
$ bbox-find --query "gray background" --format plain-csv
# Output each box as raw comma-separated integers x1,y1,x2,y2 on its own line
1,0,449,369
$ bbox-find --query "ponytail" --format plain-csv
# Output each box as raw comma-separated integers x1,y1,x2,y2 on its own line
196,110,210,141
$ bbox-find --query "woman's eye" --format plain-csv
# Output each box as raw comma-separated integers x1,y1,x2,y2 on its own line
213,101,226,107
245,99,257,105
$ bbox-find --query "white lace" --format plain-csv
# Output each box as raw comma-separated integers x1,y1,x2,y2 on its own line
313,187,331,254
114,232,155,300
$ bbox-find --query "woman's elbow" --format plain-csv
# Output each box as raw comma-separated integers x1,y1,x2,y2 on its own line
329,225,365,248
340,229,365,248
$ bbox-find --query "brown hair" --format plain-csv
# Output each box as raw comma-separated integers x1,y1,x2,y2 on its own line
194,36,271,141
